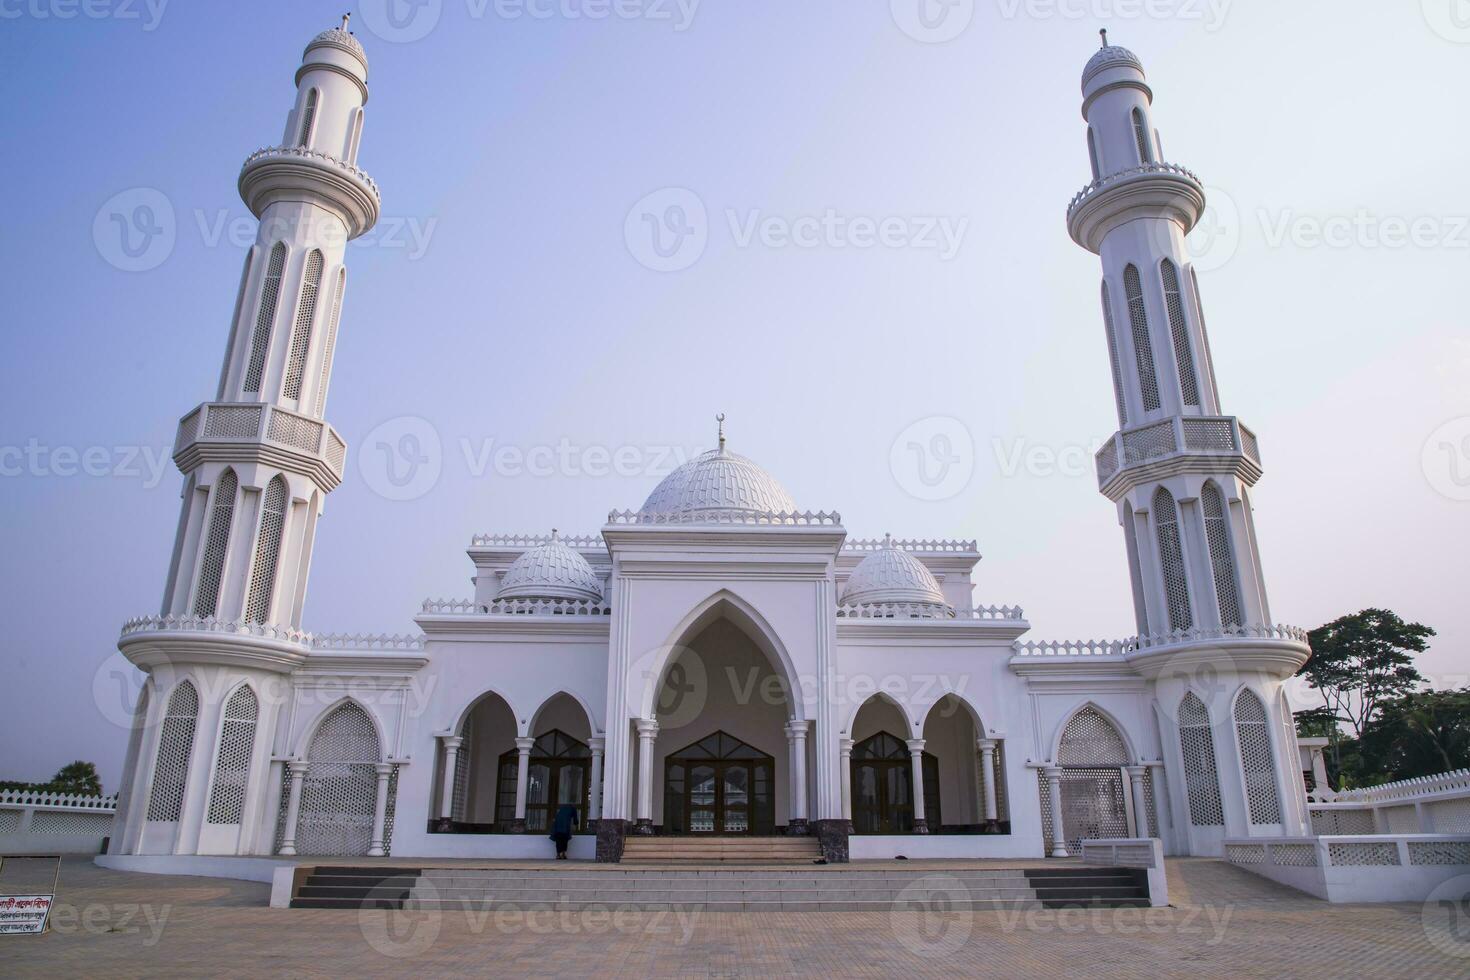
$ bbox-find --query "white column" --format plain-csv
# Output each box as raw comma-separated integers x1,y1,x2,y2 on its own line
512,736,535,831
1044,766,1068,857
588,736,605,822
838,737,854,823
368,763,392,857
438,736,463,822
906,738,929,833
634,718,658,832
785,720,810,829
1309,747,1331,798
278,761,309,856
978,739,999,825
1126,765,1151,838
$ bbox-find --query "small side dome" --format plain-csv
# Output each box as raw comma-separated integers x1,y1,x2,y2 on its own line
841,536,949,609
497,532,603,603
1082,36,1143,90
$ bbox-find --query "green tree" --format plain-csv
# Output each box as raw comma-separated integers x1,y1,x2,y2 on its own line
1302,608,1434,741
1359,688,1470,781
49,761,102,796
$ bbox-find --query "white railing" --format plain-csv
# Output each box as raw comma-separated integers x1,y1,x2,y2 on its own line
1,791,117,854
174,402,347,481
420,597,611,617
1066,161,1202,218
607,509,842,526
842,538,978,554
240,145,381,201
1327,768,1470,804
962,605,1026,620
119,615,314,646
1306,767,1470,835
1225,834,1470,903
311,633,427,652
1014,623,1309,658
470,533,605,550
1095,415,1261,486
836,602,955,620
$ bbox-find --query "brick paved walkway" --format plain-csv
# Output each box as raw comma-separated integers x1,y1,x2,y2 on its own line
3,857,1464,977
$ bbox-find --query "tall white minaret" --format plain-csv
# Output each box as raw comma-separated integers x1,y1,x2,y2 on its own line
1068,33,1270,639
160,18,379,628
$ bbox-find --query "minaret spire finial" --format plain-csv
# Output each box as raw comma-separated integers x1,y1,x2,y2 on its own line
1099,28,1108,48
341,12,351,31
716,413,726,452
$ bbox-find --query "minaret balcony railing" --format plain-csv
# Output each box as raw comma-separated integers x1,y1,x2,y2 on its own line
175,401,347,486
1095,415,1260,489
238,145,381,239
1065,160,1202,219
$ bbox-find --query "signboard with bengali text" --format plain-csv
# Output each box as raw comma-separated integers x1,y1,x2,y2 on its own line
0,894,54,935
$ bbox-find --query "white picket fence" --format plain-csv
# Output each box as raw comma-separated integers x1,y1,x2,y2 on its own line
0,790,117,855
1308,767,1470,835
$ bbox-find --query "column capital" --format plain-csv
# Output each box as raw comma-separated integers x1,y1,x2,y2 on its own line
905,738,926,755
441,735,464,751
839,736,854,754
977,738,998,753
287,760,311,776
514,736,536,753
1125,764,1148,780
1042,765,1063,778
588,736,605,753
784,719,811,740
635,718,659,737
374,762,394,776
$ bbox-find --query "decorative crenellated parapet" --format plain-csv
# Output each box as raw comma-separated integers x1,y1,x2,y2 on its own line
1065,160,1206,252
310,632,426,652
606,508,842,527
470,532,604,550
1014,622,1307,657
1095,414,1261,496
238,145,381,239
120,615,315,646
842,537,978,555
174,401,347,490
1012,623,1310,678
419,596,612,617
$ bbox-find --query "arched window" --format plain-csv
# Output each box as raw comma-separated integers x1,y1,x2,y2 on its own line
1100,280,1128,426
1234,689,1283,825
147,681,199,822
298,88,318,147
1201,483,1243,628
1123,265,1162,412
292,702,382,855
281,250,324,401
243,243,286,394
498,730,592,833
1132,107,1153,164
848,732,938,836
244,476,287,624
313,269,346,418
345,107,364,163
207,686,259,825
1153,487,1193,631
192,469,238,618
1178,693,1224,826
1086,127,1100,180
1043,706,1138,851
1160,259,1200,407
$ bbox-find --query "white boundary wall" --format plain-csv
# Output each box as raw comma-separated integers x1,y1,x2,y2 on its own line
0,790,116,855
1224,834,1470,902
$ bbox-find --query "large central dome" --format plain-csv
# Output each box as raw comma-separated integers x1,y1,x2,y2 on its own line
639,446,796,519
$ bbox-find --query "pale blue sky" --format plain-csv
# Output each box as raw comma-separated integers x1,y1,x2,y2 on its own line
2,2,1467,788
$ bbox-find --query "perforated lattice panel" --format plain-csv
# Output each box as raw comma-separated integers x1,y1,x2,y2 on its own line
1225,843,1265,864
1132,108,1151,164
1153,489,1194,631
1327,842,1400,867
1123,265,1161,412
1123,420,1175,463
207,686,259,825
31,811,115,836
1160,260,1199,406
1310,808,1375,835
314,269,346,418
1200,485,1244,628
382,764,400,856
1037,771,1054,850
244,243,286,393
1428,798,1470,833
147,682,199,822
1101,280,1128,426
992,741,1008,821
1383,804,1420,834
1178,693,1225,826
1059,768,1129,850
295,702,381,856
451,716,473,823
202,406,261,439
281,250,324,401
1272,843,1319,867
1234,690,1282,825
192,470,237,618
298,88,317,146
1182,419,1235,451
1059,707,1130,767
1409,841,1470,866
266,409,322,453
0,810,20,834
244,477,287,624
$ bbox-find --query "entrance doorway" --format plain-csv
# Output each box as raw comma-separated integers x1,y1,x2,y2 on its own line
496,730,590,833
850,731,940,834
663,732,775,835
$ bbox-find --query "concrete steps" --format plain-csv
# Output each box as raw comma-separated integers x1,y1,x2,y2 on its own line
620,836,823,864
289,864,1152,911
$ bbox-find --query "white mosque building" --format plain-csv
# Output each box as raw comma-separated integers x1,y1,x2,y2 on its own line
106,24,1314,865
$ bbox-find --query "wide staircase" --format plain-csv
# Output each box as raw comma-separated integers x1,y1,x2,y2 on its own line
288,864,1150,911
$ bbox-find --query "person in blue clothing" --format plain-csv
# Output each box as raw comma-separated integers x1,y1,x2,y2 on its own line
549,804,579,859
